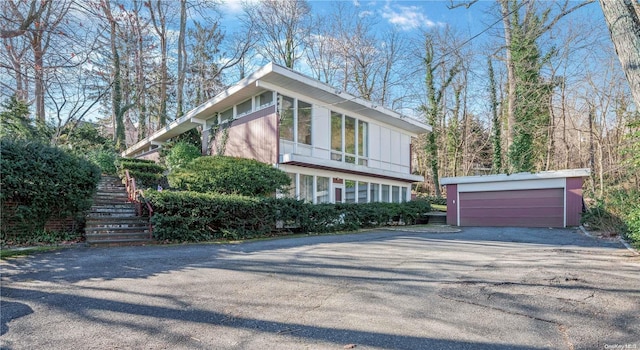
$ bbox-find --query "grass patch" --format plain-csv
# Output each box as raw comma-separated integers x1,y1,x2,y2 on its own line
0,246,62,259
431,204,447,212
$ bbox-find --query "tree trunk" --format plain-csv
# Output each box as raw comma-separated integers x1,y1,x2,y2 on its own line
488,57,502,173
176,0,187,119
31,27,45,121
499,0,516,166
599,0,640,107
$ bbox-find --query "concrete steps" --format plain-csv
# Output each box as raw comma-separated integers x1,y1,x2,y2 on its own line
85,175,154,246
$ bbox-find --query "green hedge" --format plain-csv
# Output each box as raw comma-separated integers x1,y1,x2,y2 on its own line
118,158,166,189
168,156,290,196
1,138,100,238
145,190,431,242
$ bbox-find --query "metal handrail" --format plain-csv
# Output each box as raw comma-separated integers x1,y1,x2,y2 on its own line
124,169,154,239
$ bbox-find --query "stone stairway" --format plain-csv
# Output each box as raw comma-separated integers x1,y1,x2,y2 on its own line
85,175,153,246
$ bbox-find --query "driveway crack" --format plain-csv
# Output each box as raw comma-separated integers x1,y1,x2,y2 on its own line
437,293,574,350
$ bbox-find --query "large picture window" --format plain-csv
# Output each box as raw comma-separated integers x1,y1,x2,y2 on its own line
279,94,312,146
345,180,356,203
279,95,295,141
300,174,314,203
330,111,368,165
316,176,330,203
298,101,312,145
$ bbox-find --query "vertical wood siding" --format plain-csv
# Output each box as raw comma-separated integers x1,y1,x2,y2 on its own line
446,184,458,225
565,177,584,227
212,106,278,164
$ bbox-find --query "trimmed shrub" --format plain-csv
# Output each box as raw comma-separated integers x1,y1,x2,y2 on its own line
165,141,201,171
1,138,100,240
144,190,431,243
117,158,166,189
168,156,291,196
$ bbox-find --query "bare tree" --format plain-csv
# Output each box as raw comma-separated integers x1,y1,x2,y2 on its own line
176,0,187,119
0,0,52,39
599,0,640,107
147,0,172,127
242,0,311,69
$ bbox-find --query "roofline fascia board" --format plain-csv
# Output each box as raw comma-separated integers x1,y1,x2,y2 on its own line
440,168,591,185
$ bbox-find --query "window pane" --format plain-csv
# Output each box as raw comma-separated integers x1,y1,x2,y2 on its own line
345,155,356,164
279,95,294,141
392,186,400,203
345,180,356,203
358,121,368,157
401,187,408,202
316,176,330,203
236,98,252,117
297,100,312,145
286,173,296,198
345,116,356,155
370,183,379,202
258,91,273,107
331,112,342,152
220,108,233,122
381,185,390,203
358,182,368,203
300,175,313,203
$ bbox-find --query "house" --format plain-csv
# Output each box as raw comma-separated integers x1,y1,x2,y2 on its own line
122,63,430,204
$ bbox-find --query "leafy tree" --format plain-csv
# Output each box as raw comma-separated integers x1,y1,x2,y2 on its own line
420,33,459,197
0,95,36,139
165,141,201,171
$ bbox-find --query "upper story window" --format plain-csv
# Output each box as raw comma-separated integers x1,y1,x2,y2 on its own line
278,94,312,145
220,108,233,122
236,98,252,117
257,91,274,108
331,112,368,165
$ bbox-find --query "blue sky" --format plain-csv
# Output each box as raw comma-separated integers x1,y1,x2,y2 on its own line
219,0,497,35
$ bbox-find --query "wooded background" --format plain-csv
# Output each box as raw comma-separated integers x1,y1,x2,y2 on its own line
1,0,639,202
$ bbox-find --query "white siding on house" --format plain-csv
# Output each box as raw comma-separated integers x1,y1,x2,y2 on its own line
380,127,391,170
401,134,411,168
368,124,381,169
390,130,401,169
313,106,331,159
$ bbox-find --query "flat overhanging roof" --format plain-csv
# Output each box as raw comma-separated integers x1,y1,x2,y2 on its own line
123,63,431,157
440,168,591,185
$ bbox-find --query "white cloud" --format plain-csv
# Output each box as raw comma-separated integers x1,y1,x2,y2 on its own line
221,0,258,15
381,4,438,31
359,10,374,18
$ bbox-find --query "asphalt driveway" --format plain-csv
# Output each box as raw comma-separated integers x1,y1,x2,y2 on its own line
1,227,639,350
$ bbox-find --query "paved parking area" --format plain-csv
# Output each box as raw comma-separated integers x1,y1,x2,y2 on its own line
1,227,639,350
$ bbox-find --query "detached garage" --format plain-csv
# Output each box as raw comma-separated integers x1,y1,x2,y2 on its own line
440,169,590,228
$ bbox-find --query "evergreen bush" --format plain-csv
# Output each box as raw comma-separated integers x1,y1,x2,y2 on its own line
144,190,431,242
117,158,166,189
168,156,290,196
0,138,100,239
165,141,201,171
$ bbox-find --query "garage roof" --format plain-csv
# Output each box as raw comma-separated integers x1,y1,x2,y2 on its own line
440,168,591,185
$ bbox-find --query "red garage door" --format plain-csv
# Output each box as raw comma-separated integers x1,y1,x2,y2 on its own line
459,188,564,227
